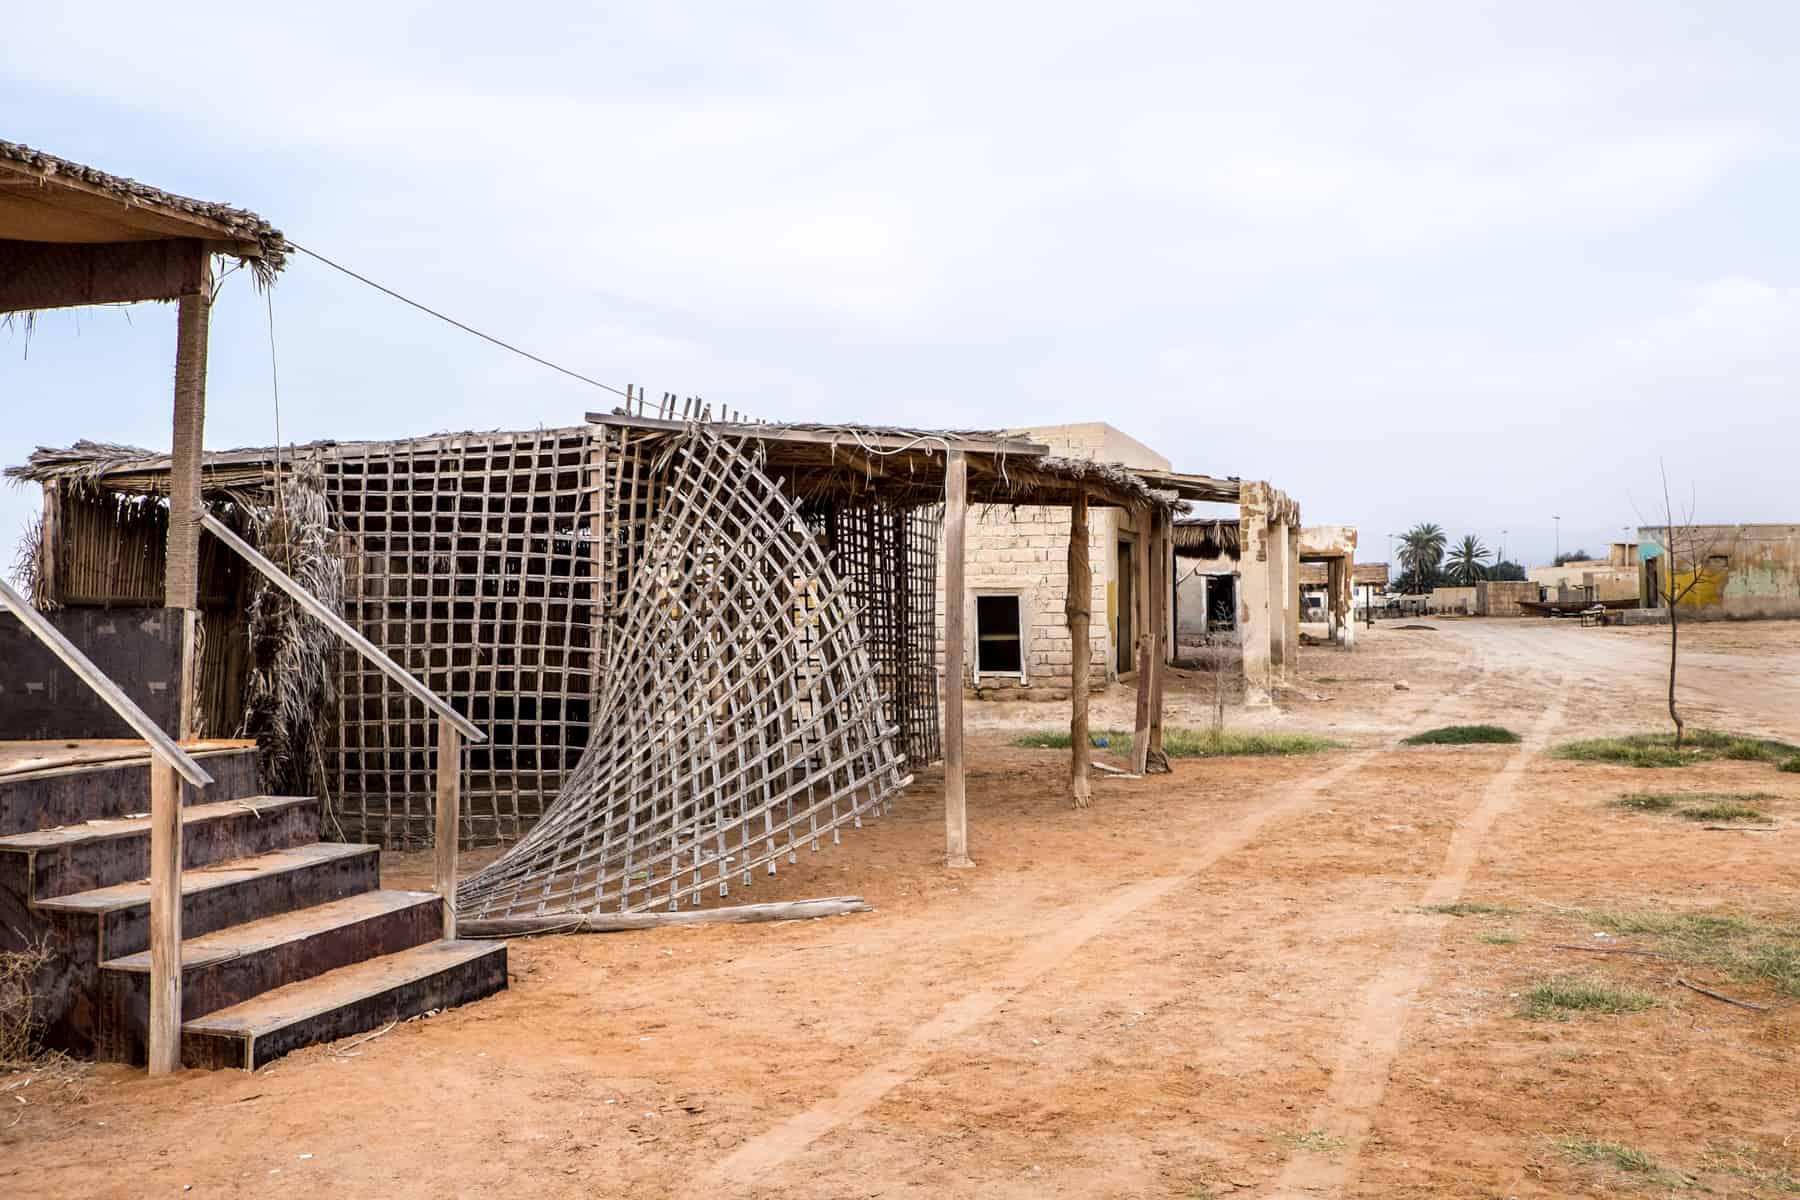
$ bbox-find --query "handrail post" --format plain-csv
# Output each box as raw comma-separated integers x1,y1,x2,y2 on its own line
147,760,183,1073
435,716,461,938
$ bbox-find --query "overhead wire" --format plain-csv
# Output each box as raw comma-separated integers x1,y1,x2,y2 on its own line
287,241,630,399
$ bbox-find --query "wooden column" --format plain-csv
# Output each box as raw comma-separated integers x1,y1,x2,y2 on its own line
1065,493,1092,808
942,450,972,867
435,716,462,938
1147,510,1171,773
1131,510,1152,773
149,252,210,1077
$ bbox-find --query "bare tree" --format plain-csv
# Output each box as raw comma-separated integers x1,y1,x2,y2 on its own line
1647,463,1725,749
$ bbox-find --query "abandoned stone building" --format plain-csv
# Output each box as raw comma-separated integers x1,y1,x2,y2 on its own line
1638,523,1800,619
936,423,1168,699
934,423,1310,704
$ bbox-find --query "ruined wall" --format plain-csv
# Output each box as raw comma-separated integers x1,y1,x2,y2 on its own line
1477,580,1538,617
1428,586,1477,615
1640,524,1800,620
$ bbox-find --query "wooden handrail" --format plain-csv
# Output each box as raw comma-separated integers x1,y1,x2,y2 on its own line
200,513,484,742
200,513,480,936
0,578,213,788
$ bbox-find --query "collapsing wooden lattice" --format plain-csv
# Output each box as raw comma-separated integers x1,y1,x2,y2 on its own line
457,427,912,918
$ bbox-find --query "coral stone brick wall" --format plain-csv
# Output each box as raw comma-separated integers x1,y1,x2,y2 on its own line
934,423,1171,700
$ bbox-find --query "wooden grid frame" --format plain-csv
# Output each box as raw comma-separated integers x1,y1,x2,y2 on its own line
814,498,942,770
322,428,596,848
457,427,911,917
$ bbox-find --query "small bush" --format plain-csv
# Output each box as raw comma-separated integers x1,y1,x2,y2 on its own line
1403,724,1521,746
1522,976,1662,1019
1,939,52,1068
1551,729,1800,769
1781,756,1800,774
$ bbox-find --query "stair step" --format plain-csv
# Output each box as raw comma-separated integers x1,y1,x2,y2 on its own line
0,795,318,902
0,744,262,837
181,939,508,1069
37,842,380,960
96,889,445,1063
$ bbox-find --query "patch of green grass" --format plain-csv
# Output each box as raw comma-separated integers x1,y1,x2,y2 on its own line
1161,729,1342,758
1403,724,1521,746
1010,729,1128,750
1569,908,1800,1001
1551,728,1800,769
1612,789,1778,815
1677,801,1772,823
1699,1143,1800,1194
1521,976,1662,1019
1612,792,1680,812
1781,756,1800,774
1479,933,1519,945
1421,901,1519,917
1014,727,1340,758
1272,1128,1346,1153
1548,1135,1692,1187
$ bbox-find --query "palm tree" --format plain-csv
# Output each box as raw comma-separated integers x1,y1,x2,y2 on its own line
1398,522,1448,589
1444,534,1491,585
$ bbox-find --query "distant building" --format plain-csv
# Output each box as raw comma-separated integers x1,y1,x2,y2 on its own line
1529,542,1640,604
1638,524,1800,620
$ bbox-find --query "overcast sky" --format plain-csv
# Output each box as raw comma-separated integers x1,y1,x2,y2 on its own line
3,3,1794,573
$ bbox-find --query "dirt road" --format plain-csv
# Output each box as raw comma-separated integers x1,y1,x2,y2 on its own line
4,618,1797,1198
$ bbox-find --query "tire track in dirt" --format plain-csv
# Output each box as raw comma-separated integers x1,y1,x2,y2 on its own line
703,650,1504,1192
1266,649,1568,1199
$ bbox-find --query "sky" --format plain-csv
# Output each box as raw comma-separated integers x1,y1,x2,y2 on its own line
3,2,1796,574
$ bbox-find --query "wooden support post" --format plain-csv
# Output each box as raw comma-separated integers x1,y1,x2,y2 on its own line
1131,510,1152,774
942,449,972,867
149,251,209,1077
436,715,462,938
1065,493,1092,809
147,759,183,1074
1147,510,1171,773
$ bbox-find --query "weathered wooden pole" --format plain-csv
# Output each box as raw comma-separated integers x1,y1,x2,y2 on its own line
942,449,972,867
1065,493,1092,808
1131,510,1152,774
1147,509,1171,773
148,250,211,1077
435,715,462,938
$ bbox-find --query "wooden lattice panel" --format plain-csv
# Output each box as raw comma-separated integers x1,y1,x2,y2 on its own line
457,428,909,917
323,428,596,847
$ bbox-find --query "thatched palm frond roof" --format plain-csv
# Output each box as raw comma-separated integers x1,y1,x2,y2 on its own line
0,140,288,277
1173,518,1240,560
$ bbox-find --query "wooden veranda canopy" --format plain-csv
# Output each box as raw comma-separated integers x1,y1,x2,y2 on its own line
1,139,287,1076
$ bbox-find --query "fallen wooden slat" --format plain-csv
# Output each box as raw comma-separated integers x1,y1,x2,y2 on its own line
1674,976,1769,1012
459,896,872,938
1550,943,1673,959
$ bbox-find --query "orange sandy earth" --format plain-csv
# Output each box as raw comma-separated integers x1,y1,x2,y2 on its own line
6,618,1800,1198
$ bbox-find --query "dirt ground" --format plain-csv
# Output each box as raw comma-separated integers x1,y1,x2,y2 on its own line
5,617,1799,1198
